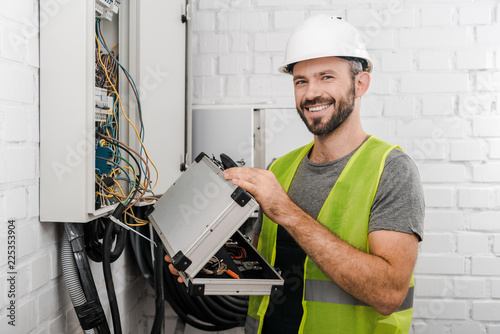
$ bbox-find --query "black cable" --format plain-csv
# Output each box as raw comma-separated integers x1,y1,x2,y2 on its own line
165,266,211,322
211,295,249,314
222,295,249,308
128,226,154,287
161,288,233,332
135,224,207,322
84,219,105,262
203,296,246,323
84,218,128,264
150,232,164,334
103,219,122,334
192,296,240,327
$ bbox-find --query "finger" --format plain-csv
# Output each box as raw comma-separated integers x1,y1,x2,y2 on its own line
223,168,240,180
168,263,179,276
231,177,258,196
164,254,172,263
223,167,254,179
177,276,184,283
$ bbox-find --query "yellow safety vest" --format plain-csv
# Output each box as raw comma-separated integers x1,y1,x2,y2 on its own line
245,136,414,334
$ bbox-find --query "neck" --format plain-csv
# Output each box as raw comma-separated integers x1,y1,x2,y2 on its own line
309,107,366,163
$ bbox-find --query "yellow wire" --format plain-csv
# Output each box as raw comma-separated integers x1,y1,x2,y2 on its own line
141,198,156,203
95,174,126,199
110,165,134,179
96,191,114,198
95,34,160,192
113,179,126,197
129,207,149,223
121,166,135,175
98,189,126,198
110,167,120,178
105,128,117,156
124,207,149,225
109,166,137,200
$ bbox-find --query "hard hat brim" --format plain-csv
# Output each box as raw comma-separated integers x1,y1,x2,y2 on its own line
278,55,373,75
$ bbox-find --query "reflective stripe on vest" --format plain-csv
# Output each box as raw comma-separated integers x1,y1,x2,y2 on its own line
245,315,259,334
304,279,414,312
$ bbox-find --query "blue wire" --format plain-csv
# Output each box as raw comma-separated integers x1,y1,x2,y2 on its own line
96,21,145,140
96,19,149,181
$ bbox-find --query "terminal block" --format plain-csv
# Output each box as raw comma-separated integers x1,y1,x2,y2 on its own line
94,87,113,122
96,0,112,8
112,0,121,14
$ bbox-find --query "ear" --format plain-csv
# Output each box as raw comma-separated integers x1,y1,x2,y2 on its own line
355,72,371,98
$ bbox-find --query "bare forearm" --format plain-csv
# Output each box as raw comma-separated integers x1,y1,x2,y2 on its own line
279,202,413,315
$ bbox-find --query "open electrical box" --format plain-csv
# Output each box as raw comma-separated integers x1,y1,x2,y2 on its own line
148,153,284,296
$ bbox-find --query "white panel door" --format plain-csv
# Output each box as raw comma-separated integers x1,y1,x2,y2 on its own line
134,0,187,193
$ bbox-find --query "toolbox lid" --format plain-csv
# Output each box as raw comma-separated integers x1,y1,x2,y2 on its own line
148,153,259,277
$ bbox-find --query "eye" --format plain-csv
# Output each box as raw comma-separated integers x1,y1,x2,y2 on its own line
322,75,334,80
294,80,307,86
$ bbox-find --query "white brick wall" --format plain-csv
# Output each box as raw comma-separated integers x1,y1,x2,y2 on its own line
192,0,500,332
0,2,147,333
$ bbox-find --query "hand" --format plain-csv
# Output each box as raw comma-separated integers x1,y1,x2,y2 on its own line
223,167,294,223
164,254,184,283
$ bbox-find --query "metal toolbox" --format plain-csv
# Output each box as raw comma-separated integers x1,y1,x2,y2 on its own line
148,153,284,296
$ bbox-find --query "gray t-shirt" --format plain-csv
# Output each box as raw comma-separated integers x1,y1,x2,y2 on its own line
254,140,425,240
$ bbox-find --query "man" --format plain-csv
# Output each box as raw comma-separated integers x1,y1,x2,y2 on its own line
222,15,424,333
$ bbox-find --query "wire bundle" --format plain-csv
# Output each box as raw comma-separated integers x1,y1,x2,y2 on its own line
94,18,160,226
88,18,164,334
201,256,228,276
226,246,247,260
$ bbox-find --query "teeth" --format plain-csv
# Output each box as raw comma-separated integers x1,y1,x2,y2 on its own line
308,104,331,112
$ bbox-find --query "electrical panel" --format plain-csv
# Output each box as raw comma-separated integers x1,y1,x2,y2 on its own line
40,0,187,222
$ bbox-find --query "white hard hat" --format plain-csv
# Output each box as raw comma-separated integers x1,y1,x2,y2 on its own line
278,15,373,74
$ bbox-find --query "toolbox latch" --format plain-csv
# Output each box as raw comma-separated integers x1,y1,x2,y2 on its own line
188,282,205,296
231,187,252,207
172,251,192,271
270,285,283,298
194,152,209,163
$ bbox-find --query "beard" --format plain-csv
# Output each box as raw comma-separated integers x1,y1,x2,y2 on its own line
296,84,356,137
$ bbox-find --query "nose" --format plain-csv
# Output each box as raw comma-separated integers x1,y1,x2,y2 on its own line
304,80,323,101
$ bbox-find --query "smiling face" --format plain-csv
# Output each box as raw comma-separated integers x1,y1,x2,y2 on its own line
293,57,357,137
